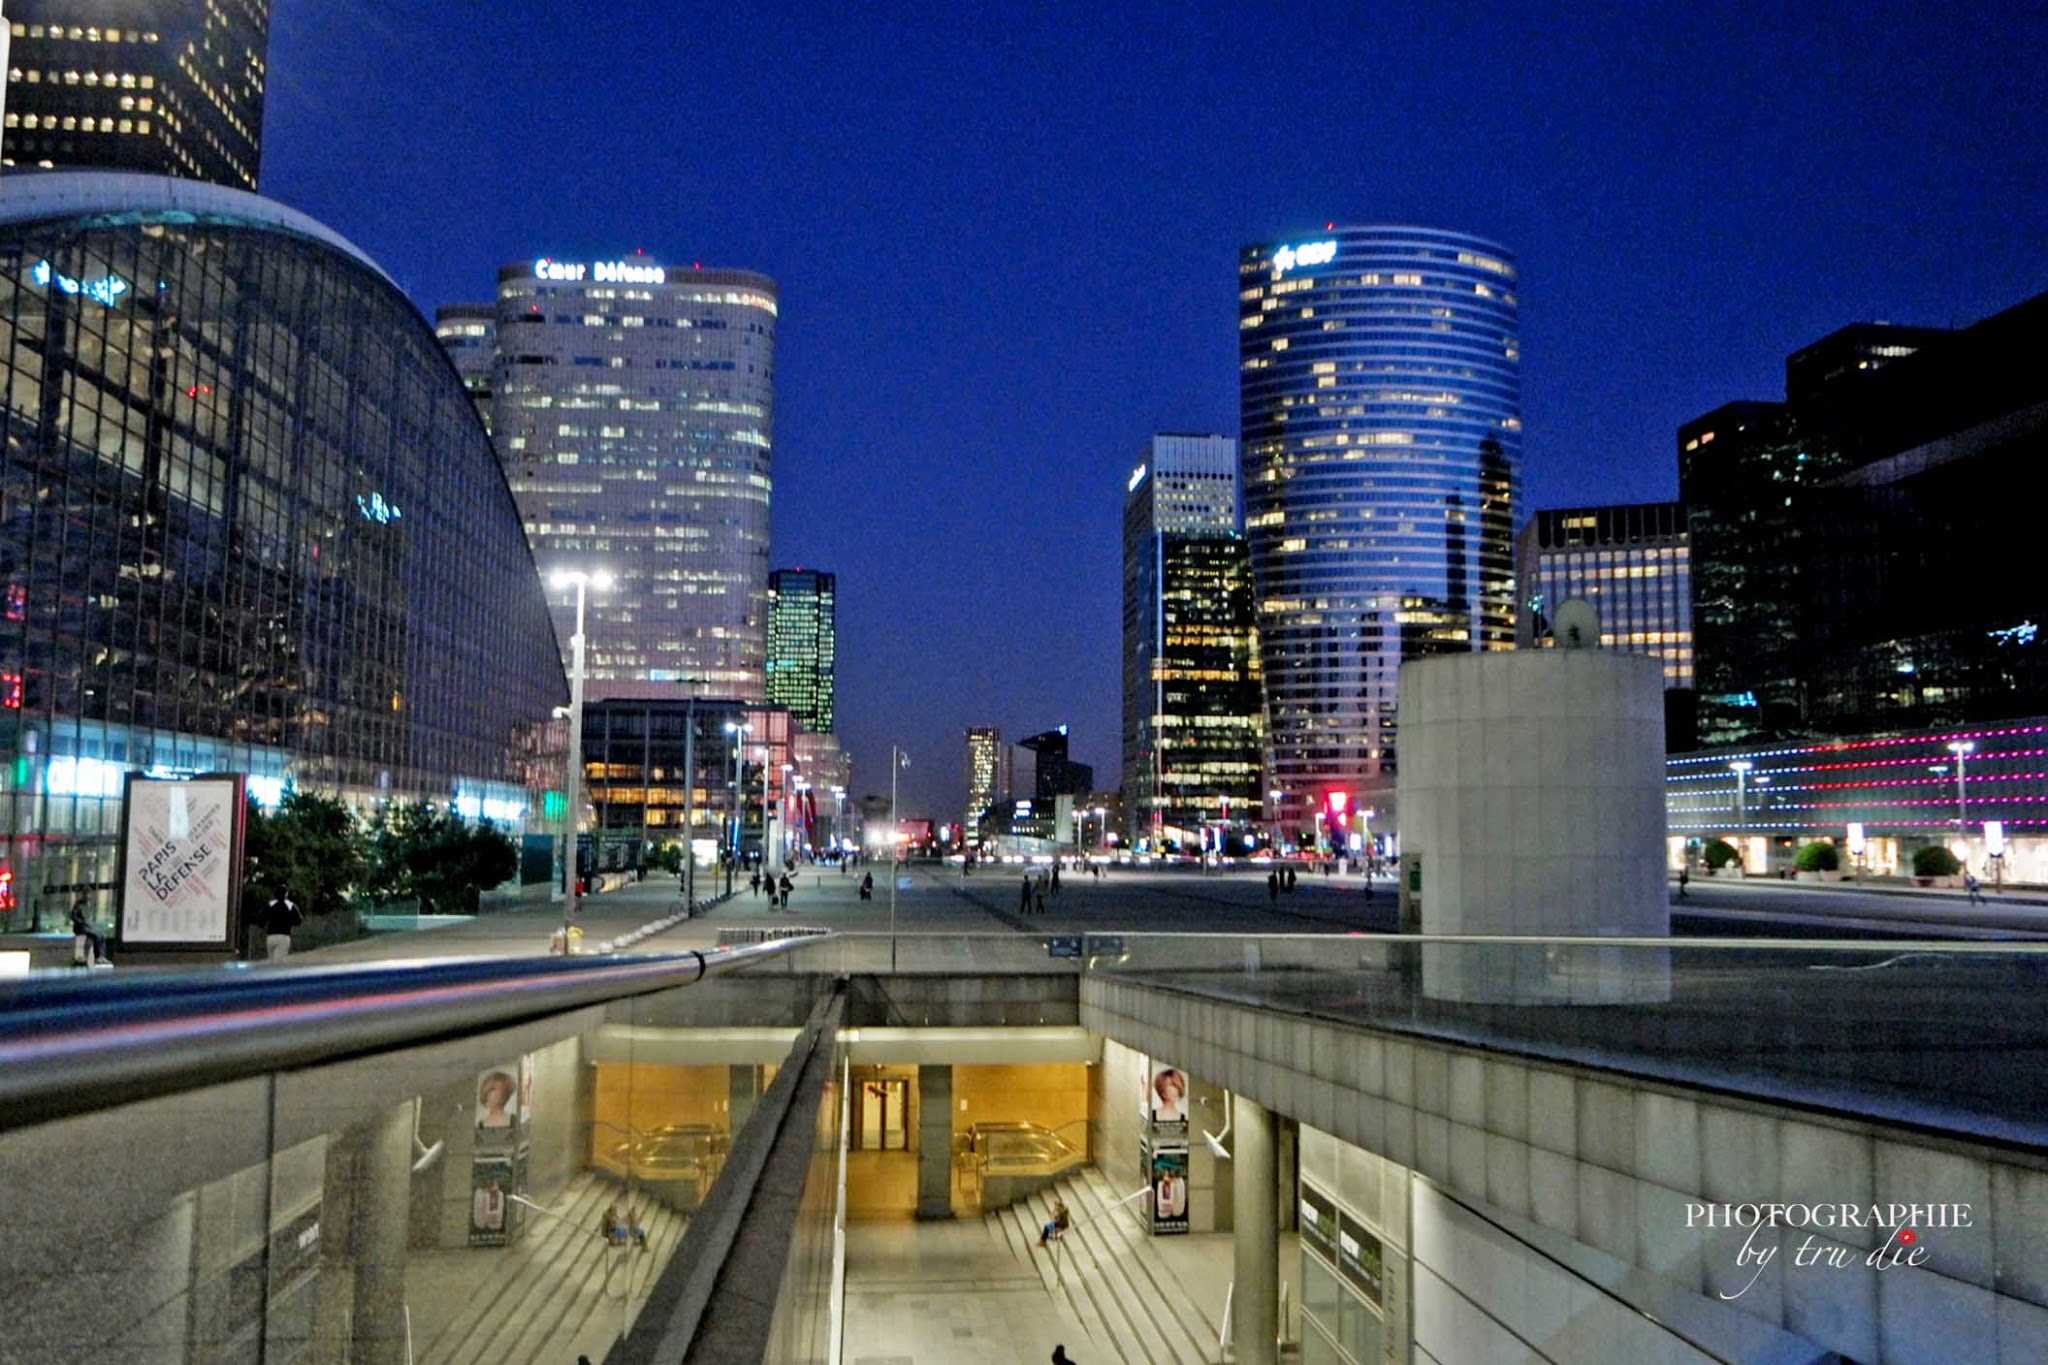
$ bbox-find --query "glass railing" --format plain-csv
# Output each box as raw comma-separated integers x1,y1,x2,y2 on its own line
1079,932,2048,1146
0,938,824,1365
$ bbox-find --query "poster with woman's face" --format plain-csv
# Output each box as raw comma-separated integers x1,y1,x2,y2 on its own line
1145,1063,1189,1127
476,1067,520,1142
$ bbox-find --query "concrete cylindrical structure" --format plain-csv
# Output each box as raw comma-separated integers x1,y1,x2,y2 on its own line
1397,650,1669,1002
1232,1096,1279,1365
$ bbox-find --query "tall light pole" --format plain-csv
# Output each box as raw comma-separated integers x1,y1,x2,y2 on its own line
724,720,751,894
889,746,908,970
1728,760,1752,872
549,569,612,927
1947,740,1974,833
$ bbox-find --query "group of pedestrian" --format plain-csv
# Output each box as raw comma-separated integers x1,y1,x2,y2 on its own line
1263,864,1302,903
749,868,798,910
1019,868,1053,914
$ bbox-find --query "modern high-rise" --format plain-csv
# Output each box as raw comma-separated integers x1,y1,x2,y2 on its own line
766,568,835,735
1240,226,1520,834
1016,727,1093,800
3,2,268,190
1121,435,1264,848
477,255,778,701
1682,297,2048,747
433,303,496,431
1516,501,1695,748
965,726,1007,836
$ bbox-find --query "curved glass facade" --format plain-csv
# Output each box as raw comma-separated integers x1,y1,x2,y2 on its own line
1240,226,1520,830
0,174,567,927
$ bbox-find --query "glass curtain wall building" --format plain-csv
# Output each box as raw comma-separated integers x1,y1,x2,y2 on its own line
964,724,1006,838
480,257,777,702
0,173,567,928
3,1,269,190
1516,500,1694,746
1240,226,1520,835
1121,434,1264,848
765,567,834,735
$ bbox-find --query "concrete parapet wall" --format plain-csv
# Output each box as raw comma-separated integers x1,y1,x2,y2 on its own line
1083,975,2048,1364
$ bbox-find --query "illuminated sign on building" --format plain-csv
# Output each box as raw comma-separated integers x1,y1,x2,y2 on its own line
533,257,668,285
31,259,129,307
1272,240,1338,275
356,492,403,525
1129,463,1148,493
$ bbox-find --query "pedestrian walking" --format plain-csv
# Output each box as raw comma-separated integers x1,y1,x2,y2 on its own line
1050,863,1061,896
1965,870,1984,904
778,871,795,910
749,870,762,897
860,872,874,901
261,887,302,960
1020,874,1033,915
1266,870,1280,903
1677,867,1690,899
1033,882,1047,915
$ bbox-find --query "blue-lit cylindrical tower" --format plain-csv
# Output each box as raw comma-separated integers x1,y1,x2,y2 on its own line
1239,225,1521,840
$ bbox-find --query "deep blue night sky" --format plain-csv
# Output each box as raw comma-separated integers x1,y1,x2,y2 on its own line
262,2,2045,818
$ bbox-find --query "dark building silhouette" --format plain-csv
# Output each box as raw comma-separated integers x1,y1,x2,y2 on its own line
1016,727,1093,801
3,2,269,190
1681,296,2048,747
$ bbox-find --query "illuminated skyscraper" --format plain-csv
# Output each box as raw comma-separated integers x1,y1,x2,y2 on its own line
965,726,1007,837
488,255,778,700
1240,226,1520,835
766,568,835,735
1121,435,1264,847
3,2,268,190
434,303,496,431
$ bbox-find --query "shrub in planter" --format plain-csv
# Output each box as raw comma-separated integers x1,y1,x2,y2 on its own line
1911,845,1962,879
1794,841,1840,873
1702,839,1740,872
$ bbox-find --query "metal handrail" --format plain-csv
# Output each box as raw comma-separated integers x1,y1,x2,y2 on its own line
0,937,812,1132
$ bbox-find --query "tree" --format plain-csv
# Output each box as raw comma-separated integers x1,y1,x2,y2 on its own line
1794,841,1840,873
365,801,521,913
1912,845,1962,878
244,789,367,918
1701,838,1740,871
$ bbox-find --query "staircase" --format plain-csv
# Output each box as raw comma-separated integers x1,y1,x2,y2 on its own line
985,1165,1224,1364
416,1171,687,1365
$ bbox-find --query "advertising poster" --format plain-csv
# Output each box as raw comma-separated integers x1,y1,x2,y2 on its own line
468,1158,514,1247
119,774,246,947
1144,1061,1190,1135
475,1064,525,1152
1301,1181,1339,1263
1337,1211,1385,1307
1148,1140,1190,1235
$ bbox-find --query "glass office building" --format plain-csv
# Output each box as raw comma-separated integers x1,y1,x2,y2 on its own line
4,1,269,190
0,172,566,927
1121,435,1264,848
765,567,834,735
479,257,778,702
1240,226,1520,835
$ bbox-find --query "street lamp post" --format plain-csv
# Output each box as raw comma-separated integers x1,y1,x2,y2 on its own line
549,569,612,929
1728,760,1753,874
724,721,751,894
889,746,908,970
1947,740,1974,833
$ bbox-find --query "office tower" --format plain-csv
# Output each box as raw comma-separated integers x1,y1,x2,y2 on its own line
1016,727,1093,800
1516,502,1694,748
1122,435,1265,848
3,2,268,189
490,255,778,700
765,568,835,735
1240,226,1520,832
434,303,496,431
965,726,1007,836
1682,297,2047,748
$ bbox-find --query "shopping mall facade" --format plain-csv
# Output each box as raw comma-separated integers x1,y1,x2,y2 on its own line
1667,718,2048,882
0,173,567,928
